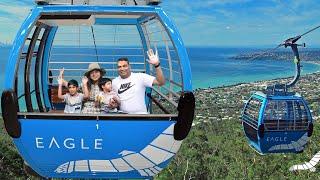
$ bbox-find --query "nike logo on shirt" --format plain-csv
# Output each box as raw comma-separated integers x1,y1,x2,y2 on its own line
118,82,135,94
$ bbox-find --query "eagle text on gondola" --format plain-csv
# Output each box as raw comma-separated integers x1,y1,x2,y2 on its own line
35,137,103,150
266,136,287,142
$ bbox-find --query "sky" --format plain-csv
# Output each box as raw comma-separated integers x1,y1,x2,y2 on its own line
0,0,320,47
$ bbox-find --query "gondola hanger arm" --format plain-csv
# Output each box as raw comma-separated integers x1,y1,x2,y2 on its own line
248,25,320,61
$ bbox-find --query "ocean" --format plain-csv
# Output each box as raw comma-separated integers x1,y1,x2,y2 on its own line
0,46,319,92
187,47,320,88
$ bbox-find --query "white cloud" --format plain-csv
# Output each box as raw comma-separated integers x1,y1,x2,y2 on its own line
203,0,252,6
0,1,33,43
0,4,32,20
0,0,319,46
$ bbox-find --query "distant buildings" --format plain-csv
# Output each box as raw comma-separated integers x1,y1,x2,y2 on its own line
193,72,320,125
231,50,320,62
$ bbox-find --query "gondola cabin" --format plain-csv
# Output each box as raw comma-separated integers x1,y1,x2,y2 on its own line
1,0,195,179
241,91,313,154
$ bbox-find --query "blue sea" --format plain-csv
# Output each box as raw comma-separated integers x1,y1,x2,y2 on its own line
189,47,320,88
0,46,319,91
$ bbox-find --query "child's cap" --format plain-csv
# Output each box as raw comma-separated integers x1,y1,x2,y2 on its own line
68,79,79,87
98,77,112,90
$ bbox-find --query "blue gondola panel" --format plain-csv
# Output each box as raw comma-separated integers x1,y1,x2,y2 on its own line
15,118,180,178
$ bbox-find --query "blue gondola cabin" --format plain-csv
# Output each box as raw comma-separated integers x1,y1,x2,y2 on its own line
242,91,313,154
0,0,195,179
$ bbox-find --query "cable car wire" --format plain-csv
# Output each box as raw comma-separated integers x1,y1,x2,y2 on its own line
247,25,320,61
300,25,320,37
90,26,99,62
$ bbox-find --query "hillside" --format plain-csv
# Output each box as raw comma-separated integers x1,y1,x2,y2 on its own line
0,118,28,179
158,73,320,179
1,73,320,179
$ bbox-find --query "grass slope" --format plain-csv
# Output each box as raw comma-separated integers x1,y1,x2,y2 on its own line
1,73,320,179
158,119,320,179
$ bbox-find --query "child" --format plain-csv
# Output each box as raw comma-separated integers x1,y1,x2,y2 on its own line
58,76,89,113
96,78,120,113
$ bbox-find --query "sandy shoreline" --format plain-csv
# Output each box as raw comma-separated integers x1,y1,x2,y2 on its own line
194,70,320,91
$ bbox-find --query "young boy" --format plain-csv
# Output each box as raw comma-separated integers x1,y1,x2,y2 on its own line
58,76,89,113
96,78,120,113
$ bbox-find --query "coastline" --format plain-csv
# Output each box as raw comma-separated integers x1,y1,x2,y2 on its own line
194,63,320,91
230,48,320,62
193,70,320,124
192,70,320,130
304,60,320,65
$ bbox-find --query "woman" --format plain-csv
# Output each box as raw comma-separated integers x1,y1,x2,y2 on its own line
81,63,106,114
58,63,106,114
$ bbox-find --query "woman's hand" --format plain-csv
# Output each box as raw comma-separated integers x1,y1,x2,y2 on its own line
82,76,88,85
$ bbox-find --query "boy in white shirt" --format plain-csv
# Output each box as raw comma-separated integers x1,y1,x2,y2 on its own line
57,77,89,113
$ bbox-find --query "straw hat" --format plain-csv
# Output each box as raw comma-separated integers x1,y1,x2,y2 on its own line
84,63,106,77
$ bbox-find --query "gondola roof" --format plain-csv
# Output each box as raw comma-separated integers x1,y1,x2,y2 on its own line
35,0,161,6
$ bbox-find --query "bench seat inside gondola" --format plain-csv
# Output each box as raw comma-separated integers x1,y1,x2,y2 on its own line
48,109,65,113
264,120,308,131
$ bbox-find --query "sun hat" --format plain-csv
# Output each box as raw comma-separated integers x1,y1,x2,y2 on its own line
84,63,106,77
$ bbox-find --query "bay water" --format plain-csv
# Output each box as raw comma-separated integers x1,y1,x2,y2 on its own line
0,46,319,91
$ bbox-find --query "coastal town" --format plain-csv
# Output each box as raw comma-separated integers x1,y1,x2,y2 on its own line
193,72,320,126
230,49,320,62
155,71,320,179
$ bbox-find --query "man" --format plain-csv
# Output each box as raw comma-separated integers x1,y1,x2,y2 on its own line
111,49,165,114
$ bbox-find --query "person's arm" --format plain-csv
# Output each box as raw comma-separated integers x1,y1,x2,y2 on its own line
108,83,119,109
153,63,165,86
59,68,68,87
108,93,120,108
147,49,165,86
57,78,65,100
82,76,90,99
113,94,121,106
62,79,68,88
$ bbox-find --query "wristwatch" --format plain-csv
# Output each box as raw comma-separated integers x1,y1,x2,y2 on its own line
154,63,160,68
